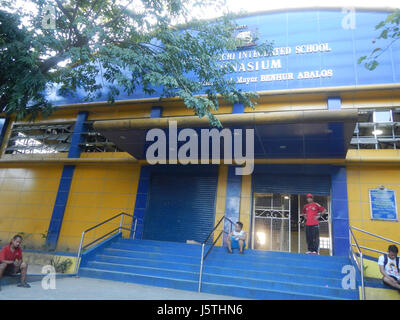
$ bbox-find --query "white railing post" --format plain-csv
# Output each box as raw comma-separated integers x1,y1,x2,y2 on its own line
360,252,365,300
119,214,124,233
74,231,86,274
132,219,138,239
349,226,366,300
198,243,205,293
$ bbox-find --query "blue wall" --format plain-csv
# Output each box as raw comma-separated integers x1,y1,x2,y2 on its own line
44,9,399,105
46,111,88,249
223,166,242,244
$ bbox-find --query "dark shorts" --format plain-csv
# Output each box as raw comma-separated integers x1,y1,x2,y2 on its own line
4,264,21,276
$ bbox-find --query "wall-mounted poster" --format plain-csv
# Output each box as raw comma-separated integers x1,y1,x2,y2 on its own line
369,187,398,221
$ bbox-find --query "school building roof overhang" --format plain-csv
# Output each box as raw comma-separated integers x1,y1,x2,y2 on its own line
93,109,358,160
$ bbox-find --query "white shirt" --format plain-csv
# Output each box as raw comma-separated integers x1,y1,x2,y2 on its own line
378,255,400,280
232,230,245,240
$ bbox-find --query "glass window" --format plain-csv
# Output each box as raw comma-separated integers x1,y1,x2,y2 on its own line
79,121,122,152
373,110,392,123
5,123,74,154
350,109,400,150
319,237,331,249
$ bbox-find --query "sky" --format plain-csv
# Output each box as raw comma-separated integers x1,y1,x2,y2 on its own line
200,0,400,19
5,0,400,20
224,0,399,12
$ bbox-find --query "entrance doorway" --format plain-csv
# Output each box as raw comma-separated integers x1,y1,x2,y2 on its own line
251,193,332,255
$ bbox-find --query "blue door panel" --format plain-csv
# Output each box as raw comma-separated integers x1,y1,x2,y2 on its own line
143,171,218,243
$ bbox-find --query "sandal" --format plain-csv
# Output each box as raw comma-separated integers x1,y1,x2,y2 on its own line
17,282,31,288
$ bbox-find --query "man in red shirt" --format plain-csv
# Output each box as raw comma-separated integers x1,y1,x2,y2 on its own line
0,234,30,290
301,194,327,255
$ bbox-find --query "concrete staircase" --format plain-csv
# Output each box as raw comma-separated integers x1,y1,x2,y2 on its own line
78,237,359,300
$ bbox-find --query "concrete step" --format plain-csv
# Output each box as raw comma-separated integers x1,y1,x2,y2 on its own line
78,237,359,300
117,239,348,262
202,272,357,299
206,250,347,269
93,254,200,272
78,267,352,300
108,242,201,257
79,267,198,292
91,253,347,288
200,282,350,300
203,264,345,287
100,248,201,265
86,260,199,281
93,249,345,278
114,239,348,268
85,260,355,299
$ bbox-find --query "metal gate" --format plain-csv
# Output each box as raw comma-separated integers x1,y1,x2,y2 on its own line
251,193,291,252
251,193,332,255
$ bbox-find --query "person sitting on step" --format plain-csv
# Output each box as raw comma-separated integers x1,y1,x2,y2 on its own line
227,222,247,254
0,234,30,291
379,244,400,292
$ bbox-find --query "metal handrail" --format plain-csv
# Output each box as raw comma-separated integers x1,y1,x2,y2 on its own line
350,226,400,246
349,227,365,300
74,212,137,274
198,216,235,292
349,225,400,300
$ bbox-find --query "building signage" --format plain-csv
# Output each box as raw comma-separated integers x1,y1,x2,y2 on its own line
369,187,398,221
46,10,400,105
209,42,334,87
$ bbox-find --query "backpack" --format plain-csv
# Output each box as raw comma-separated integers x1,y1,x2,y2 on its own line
384,254,400,273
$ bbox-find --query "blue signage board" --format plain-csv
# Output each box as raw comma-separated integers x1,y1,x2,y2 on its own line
369,187,398,221
45,8,400,106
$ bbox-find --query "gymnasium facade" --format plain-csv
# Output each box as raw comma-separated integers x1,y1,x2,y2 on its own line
0,7,399,258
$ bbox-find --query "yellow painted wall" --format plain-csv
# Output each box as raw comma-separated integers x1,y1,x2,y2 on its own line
341,89,400,110
23,251,77,274
214,165,228,246
347,163,400,258
361,286,400,300
0,165,63,248
56,164,141,251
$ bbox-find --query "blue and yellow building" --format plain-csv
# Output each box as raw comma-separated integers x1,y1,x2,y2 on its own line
0,8,399,296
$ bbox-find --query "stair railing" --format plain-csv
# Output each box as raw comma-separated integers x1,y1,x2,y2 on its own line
349,226,400,300
74,212,137,274
349,227,365,300
198,216,235,292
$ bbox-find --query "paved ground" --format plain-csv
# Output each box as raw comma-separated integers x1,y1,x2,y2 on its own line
0,277,242,300
27,264,45,274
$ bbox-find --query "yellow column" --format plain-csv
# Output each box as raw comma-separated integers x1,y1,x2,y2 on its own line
213,165,228,246
240,174,252,248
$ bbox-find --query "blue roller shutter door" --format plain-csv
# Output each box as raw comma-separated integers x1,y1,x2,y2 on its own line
143,172,218,243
